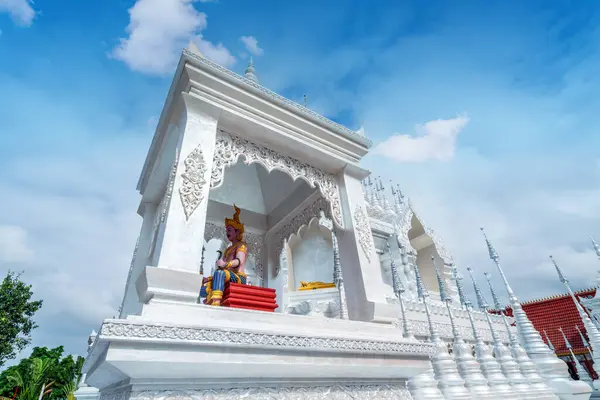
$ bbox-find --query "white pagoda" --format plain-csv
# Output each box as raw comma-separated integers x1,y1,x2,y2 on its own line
81,46,592,400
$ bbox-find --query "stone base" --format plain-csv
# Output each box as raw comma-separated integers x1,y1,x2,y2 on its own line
285,287,340,317
84,300,433,397
222,283,278,312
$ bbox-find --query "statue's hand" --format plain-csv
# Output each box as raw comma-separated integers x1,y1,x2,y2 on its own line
216,259,226,268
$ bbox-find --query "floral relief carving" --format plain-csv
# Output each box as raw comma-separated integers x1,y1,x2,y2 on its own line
128,385,411,400
211,131,344,229
179,145,208,221
99,321,434,356
354,206,375,263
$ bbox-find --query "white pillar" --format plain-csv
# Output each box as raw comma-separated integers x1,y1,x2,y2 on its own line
137,94,221,306
119,201,157,318
336,169,387,321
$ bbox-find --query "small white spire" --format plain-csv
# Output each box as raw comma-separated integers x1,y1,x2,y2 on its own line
591,236,600,259
244,56,259,83
544,330,555,352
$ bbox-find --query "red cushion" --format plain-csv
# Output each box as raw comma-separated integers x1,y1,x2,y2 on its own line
224,283,277,299
222,297,278,312
221,282,278,312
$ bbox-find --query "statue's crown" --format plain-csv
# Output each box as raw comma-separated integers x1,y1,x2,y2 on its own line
225,204,245,234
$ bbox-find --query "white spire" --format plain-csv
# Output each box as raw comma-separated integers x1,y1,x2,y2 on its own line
544,330,556,353
466,267,536,397
559,327,593,384
478,228,586,397
549,255,600,379
591,237,600,288
388,241,413,340
591,236,600,260
432,259,495,399
414,262,471,399
244,57,259,83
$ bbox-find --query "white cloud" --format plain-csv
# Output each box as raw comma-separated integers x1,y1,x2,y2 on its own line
0,73,149,357
112,0,235,74
373,115,469,162
0,0,36,26
193,35,236,67
240,36,264,56
0,225,34,263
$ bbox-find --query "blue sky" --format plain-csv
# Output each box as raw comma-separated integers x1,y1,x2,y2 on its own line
0,0,599,360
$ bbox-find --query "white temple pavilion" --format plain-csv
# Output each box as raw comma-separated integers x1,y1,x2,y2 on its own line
80,46,594,400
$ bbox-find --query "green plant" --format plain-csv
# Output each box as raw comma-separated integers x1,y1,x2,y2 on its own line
5,358,55,400
0,271,43,368
0,347,84,400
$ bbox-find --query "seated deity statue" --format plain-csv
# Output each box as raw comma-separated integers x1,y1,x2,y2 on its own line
200,204,248,306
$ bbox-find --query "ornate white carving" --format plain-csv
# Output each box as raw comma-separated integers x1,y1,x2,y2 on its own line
179,145,207,221
99,321,434,356
100,389,130,400
211,131,344,228
286,299,340,318
183,49,372,148
203,223,225,248
366,203,398,225
395,200,453,265
273,196,331,263
128,385,411,400
354,206,375,263
203,222,265,278
244,231,265,279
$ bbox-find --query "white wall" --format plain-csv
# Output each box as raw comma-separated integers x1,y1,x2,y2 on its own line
289,222,334,289
415,244,440,295
210,162,267,214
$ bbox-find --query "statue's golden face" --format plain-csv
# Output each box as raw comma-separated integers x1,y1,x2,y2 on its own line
226,225,237,242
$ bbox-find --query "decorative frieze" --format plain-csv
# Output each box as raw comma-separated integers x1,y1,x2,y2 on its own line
127,385,411,400
210,131,344,228
99,321,434,356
